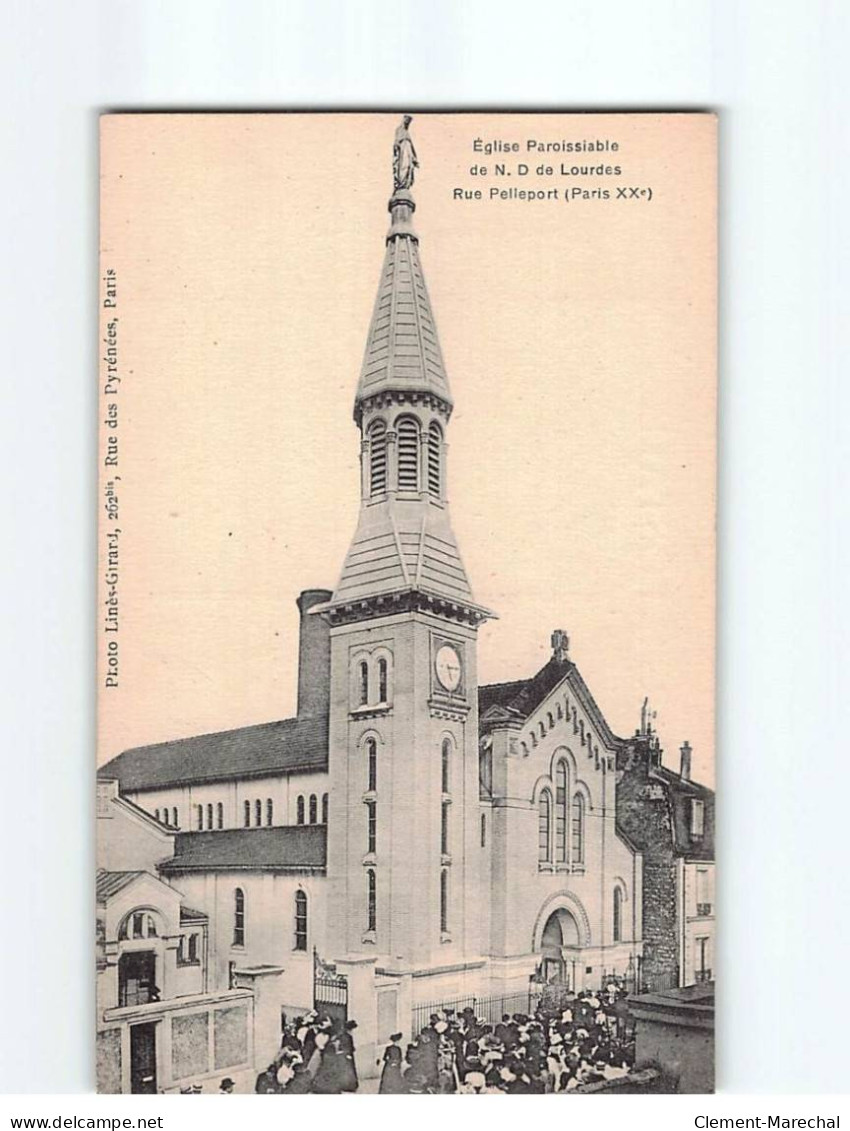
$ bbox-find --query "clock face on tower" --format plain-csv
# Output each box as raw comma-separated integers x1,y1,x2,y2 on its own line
434,643,463,693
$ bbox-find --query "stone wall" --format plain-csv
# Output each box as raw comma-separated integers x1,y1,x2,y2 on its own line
616,737,679,990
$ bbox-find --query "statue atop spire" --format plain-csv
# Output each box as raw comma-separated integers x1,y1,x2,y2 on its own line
392,114,418,192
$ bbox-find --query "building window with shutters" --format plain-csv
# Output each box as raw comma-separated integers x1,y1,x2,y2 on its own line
368,419,387,496
538,790,552,864
428,421,442,497
366,737,377,792
366,869,377,933
555,762,567,863
233,888,245,947
294,891,308,951
396,416,420,492
366,800,376,855
441,738,451,794
358,660,369,707
296,795,305,825
690,798,705,839
571,793,585,865
613,886,623,943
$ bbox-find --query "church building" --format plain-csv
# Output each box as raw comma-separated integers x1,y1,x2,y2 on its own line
97,125,710,1089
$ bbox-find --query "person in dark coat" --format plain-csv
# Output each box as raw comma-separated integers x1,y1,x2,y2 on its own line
280,1063,313,1094
337,1020,359,1092
379,1033,405,1094
254,1063,280,1093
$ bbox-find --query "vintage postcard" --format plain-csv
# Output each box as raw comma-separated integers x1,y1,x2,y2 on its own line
97,112,716,1095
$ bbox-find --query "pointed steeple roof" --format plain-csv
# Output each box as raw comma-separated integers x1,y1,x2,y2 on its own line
354,189,453,421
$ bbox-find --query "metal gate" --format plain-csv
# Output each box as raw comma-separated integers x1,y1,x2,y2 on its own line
313,948,348,1026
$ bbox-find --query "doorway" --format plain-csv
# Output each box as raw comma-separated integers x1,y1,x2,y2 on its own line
129,1023,157,1094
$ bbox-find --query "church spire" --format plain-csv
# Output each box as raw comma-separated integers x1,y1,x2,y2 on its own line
354,116,453,424
329,118,492,628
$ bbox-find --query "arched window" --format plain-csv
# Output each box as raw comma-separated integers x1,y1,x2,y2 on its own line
366,737,377,792
266,798,273,826
555,762,568,863
172,807,178,828
613,886,623,943
366,800,376,854
366,869,377,933
155,808,161,822
441,801,450,855
441,738,451,794
396,417,420,491
358,660,369,707
296,795,305,825
377,656,388,703
216,802,224,830
196,805,203,831
440,869,449,934
428,421,442,497
243,800,251,828
480,812,487,848
571,793,585,864
233,888,245,947
538,790,552,863
118,910,160,941
321,793,328,824
309,794,318,824
255,799,262,827
206,803,214,830
368,419,387,496
294,891,308,951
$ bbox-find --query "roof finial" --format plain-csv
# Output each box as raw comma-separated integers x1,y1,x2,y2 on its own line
393,114,418,193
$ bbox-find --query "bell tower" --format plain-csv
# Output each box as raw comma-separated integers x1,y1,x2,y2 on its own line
321,118,494,987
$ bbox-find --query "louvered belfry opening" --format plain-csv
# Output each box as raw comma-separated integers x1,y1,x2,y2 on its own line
396,416,420,491
368,419,387,496
428,421,442,497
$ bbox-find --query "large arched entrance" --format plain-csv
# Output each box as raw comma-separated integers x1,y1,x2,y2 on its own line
539,907,582,987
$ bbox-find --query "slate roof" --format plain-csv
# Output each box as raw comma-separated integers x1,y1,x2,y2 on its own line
159,825,327,875
332,502,475,606
179,904,209,923
96,869,145,903
98,714,328,793
653,764,715,861
480,658,573,720
355,227,452,413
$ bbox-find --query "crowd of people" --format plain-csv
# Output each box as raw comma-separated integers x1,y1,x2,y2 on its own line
381,986,636,1094
244,983,635,1094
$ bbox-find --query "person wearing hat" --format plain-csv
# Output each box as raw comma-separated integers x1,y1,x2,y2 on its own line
379,1032,405,1094
337,1019,359,1092
218,1077,235,1094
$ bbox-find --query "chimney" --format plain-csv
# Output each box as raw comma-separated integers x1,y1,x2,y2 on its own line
680,741,692,781
296,589,332,718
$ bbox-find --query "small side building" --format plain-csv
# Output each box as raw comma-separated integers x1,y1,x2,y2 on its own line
616,729,715,991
